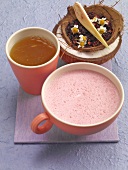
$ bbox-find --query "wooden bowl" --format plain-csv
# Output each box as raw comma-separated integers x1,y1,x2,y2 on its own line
53,4,123,64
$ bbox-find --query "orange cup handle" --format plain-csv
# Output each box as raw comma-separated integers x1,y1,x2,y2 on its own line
31,113,53,134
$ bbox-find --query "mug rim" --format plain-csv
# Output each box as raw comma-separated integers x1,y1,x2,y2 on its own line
41,62,124,127
5,27,60,69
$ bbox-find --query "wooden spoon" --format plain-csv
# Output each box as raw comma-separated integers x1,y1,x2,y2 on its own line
73,2,109,48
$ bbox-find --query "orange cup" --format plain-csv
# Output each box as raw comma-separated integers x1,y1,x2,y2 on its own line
31,63,124,135
6,27,60,95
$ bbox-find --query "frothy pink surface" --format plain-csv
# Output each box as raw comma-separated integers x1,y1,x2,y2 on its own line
44,70,120,125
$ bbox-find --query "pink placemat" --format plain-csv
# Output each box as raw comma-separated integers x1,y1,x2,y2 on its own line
14,61,119,143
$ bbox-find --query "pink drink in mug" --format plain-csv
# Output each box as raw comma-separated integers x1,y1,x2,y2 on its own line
31,63,124,135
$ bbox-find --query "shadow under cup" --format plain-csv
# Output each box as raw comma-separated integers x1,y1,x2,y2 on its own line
6,27,60,95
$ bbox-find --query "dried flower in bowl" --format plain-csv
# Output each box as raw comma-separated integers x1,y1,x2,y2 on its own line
53,1,124,64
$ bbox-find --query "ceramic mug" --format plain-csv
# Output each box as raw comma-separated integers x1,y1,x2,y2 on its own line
6,27,60,95
31,63,124,135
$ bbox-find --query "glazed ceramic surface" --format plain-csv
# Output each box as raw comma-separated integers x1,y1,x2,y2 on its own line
31,62,124,135
6,27,60,95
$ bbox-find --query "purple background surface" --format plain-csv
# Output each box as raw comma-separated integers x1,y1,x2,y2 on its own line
0,0,127,170
14,85,119,143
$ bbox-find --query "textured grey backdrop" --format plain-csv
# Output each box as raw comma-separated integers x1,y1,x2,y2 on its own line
0,0,127,170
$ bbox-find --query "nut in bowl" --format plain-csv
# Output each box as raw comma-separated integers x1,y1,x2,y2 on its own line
31,62,124,135
53,1,124,64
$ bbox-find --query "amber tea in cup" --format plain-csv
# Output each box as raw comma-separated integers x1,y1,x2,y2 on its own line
6,27,60,94
10,36,57,66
